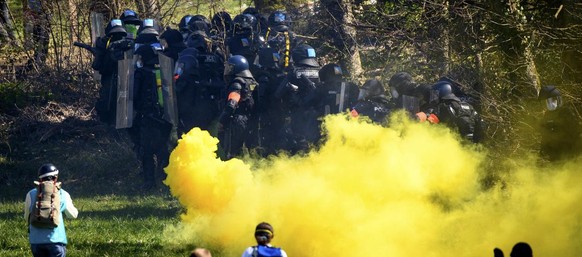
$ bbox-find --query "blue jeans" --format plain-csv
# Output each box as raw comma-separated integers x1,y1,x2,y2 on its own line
31,243,66,257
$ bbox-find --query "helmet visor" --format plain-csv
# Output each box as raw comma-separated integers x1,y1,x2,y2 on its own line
546,96,562,111
274,12,286,23
358,88,368,100
224,62,235,76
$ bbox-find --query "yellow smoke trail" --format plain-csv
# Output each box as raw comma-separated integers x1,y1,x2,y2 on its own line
164,112,582,256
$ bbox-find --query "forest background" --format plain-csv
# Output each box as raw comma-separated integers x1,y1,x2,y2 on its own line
0,0,581,256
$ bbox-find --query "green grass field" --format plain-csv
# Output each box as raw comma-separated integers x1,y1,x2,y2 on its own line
0,126,197,256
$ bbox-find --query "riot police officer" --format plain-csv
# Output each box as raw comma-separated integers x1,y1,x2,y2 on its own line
317,63,359,116
160,28,186,61
178,14,193,41
418,81,483,143
133,41,172,190
218,55,259,160
351,79,392,124
274,44,321,153
538,85,582,162
92,19,132,125
264,10,298,70
388,71,423,116
228,14,261,67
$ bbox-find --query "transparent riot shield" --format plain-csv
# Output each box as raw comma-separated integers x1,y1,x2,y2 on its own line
158,53,179,126
337,82,347,113
401,95,420,114
90,12,105,81
116,50,135,129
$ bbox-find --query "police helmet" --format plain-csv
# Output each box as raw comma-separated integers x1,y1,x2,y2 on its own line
388,72,416,96
430,81,457,104
539,85,562,111
38,163,59,179
233,14,255,34
105,19,127,37
225,55,253,78
186,33,210,52
268,10,290,32
179,15,193,32
160,28,183,45
187,19,210,37
212,11,232,32
291,44,318,67
137,18,160,36
319,63,343,82
119,9,141,25
359,79,385,100
191,14,212,30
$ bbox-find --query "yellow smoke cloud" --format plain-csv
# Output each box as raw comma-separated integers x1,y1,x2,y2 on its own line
164,112,582,256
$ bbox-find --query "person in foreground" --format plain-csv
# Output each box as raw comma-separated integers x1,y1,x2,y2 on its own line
242,222,288,257
24,163,79,257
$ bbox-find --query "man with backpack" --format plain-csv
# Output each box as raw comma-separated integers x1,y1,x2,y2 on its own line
24,163,78,257
242,222,287,257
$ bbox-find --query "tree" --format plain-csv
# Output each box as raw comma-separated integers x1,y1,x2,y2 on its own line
319,0,363,79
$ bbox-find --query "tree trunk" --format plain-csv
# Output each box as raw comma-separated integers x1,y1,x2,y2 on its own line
136,0,161,20
320,0,363,80
0,0,16,43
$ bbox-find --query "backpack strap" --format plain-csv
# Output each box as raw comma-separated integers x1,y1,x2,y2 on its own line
252,246,258,257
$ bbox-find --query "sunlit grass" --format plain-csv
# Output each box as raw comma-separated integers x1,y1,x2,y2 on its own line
0,194,191,257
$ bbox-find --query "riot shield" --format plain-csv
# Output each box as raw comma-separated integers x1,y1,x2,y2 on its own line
90,12,105,81
158,53,179,126
401,95,420,114
116,50,135,129
90,12,105,45
337,82,347,113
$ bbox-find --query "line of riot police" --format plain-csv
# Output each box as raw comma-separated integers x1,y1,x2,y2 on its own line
84,8,484,189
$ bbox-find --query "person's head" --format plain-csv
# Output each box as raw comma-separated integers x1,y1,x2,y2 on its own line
189,248,212,257
388,72,416,98
358,79,385,100
291,44,318,67
160,28,184,48
211,11,232,33
224,55,253,79
232,14,256,35
38,163,59,181
429,81,456,104
510,242,532,257
186,33,211,52
319,63,343,83
254,222,274,245
538,85,562,111
119,9,141,38
105,19,127,41
268,10,290,32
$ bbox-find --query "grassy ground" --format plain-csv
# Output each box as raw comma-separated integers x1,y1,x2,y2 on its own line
0,100,194,256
